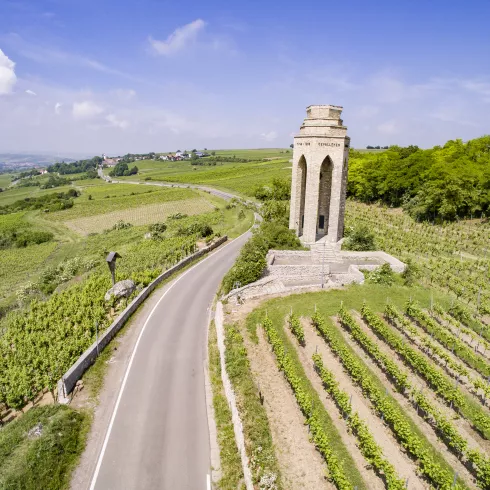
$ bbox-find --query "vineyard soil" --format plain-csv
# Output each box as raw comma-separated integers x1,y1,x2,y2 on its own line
245,327,332,489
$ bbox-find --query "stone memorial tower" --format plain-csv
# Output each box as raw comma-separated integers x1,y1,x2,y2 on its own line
289,105,350,245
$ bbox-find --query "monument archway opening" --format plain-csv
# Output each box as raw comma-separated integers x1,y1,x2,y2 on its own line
317,156,333,239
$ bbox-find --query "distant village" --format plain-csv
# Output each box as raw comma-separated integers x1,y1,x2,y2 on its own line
102,150,211,167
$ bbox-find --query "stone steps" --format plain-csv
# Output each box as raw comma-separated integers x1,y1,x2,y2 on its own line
310,244,339,263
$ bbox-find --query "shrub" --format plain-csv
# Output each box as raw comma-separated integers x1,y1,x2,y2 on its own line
149,222,167,234
168,213,188,220
401,258,420,286
342,224,376,251
175,222,213,238
261,200,289,226
221,221,301,294
254,178,290,201
260,221,302,249
0,230,54,249
111,220,132,231
365,263,395,285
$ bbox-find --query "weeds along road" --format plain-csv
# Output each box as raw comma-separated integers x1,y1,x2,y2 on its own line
89,231,250,490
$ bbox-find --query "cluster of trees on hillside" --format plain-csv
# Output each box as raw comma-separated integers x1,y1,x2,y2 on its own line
348,137,490,221
15,169,41,180
366,145,390,149
109,162,138,177
119,153,155,163
0,189,80,215
48,156,102,175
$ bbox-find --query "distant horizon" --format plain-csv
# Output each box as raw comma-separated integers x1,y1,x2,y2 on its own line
2,131,489,162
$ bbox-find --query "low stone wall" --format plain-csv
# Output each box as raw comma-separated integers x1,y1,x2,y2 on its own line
267,249,311,266
266,264,330,279
331,265,365,285
58,236,228,401
339,251,406,273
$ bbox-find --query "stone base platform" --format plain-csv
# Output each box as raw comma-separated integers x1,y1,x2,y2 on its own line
224,244,405,304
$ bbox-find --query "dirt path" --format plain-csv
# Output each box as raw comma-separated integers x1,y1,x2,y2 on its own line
297,320,425,490
243,327,332,490
333,313,478,488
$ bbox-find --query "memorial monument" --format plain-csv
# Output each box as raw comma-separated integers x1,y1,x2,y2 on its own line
289,105,350,245
224,104,405,303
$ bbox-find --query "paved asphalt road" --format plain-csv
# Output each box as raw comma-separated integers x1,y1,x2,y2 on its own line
90,232,250,490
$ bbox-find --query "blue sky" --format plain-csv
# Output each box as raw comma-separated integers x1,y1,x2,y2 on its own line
0,0,489,155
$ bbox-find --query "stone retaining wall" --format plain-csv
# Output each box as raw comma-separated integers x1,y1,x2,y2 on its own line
266,264,330,279
58,236,228,401
339,251,405,273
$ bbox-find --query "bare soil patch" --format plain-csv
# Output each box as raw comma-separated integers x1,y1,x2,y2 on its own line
242,326,332,489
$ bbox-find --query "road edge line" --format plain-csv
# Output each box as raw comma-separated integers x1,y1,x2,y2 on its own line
203,306,222,486
89,229,252,490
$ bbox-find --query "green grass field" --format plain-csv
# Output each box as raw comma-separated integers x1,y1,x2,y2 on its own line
45,186,198,221
0,183,74,206
108,158,292,198
63,198,216,235
0,174,14,189
0,176,252,310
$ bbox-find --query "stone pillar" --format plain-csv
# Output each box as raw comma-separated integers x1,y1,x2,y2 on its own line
289,105,350,246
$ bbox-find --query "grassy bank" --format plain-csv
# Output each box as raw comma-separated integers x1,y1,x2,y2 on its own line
0,405,89,489
208,321,245,489
224,323,283,488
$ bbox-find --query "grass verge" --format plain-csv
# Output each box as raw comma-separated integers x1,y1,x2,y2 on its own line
224,323,283,489
0,405,90,490
208,321,245,489
245,283,450,342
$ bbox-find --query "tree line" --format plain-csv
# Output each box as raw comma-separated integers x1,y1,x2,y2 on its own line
48,156,102,175
348,136,490,221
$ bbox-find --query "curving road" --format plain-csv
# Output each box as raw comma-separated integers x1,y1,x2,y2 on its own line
97,167,244,202
89,231,250,490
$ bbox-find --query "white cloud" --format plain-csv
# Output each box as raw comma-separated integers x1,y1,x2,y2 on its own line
72,100,104,119
106,113,129,129
261,130,278,142
54,102,62,114
377,120,399,135
461,80,490,98
149,19,206,56
111,88,136,101
25,89,37,96
0,48,17,95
